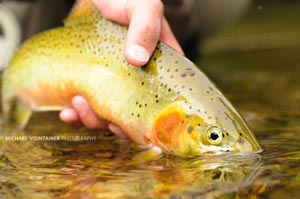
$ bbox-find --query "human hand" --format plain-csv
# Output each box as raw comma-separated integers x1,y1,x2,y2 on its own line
60,0,183,136
92,0,183,66
60,96,129,140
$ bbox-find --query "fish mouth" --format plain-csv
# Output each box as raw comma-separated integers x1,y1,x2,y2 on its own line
235,138,263,154
199,143,235,155
199,140,263,155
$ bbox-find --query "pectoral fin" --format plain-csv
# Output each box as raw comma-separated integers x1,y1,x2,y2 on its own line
15,101,32,129
125,146,163,166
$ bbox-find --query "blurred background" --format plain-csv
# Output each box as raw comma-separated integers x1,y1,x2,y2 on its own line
1,1,300,198
0,0,273,68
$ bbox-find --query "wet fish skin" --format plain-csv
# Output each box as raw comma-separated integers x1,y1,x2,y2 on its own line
1,0,262,157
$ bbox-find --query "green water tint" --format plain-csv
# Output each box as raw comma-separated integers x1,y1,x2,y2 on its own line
0,47,300,198
1,2,300,199
0,118,262,199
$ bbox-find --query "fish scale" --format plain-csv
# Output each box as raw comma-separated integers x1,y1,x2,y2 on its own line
1,0,262,157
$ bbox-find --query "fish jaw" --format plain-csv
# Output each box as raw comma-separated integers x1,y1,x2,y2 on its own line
151,102,262,157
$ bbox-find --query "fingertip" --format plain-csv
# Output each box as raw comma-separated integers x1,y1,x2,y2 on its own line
72,95,88,117
108,123,129,140
59,108,79,124
71,95,108,130
125,44,150,67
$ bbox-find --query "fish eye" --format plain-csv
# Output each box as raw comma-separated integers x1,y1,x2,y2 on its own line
206,127,223,145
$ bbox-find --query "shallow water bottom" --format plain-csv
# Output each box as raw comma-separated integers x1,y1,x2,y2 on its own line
0,46,300,198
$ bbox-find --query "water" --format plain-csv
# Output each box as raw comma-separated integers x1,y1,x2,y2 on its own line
0,120,263,199
1,1,300,199
0,48,299,199
200,47,300,199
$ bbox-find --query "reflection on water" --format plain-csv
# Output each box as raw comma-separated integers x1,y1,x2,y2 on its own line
1,44,300,198
1,1,300,199
0,119,262,198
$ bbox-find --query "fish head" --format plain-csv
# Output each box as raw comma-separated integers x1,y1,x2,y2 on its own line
152,100,262,157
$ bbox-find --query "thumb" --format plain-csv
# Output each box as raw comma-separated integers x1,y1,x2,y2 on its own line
124,0,164,66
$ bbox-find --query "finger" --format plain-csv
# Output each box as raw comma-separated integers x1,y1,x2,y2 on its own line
92,0,128,24
160,17,184,55
72,95,108,130
108,123,129,141
59,108,83,128
124,0,164,66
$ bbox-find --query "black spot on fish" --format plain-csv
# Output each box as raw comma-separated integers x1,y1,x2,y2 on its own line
153,57,157,61
197,109,201,113
189,106,192,110
155,94,158,98
186,67,192,70
191,73,195,77
128,73,131,76
131,113,134,116
137,114,140,118
206,90,210,94
210,98,214,101
239,133,242,136
166,69,170,72
182,85,185,89
176,91,180,95
139,105,142,108
175,61,178,64
136,101,138,105
197,123,201,126
145,103,148,107
141,82,144,85
181,74,187,78
226,133,229,136
159,66,163,70
175,69,179,72
170,75,174,79
208,116,212,120
222,133,225,138
189,88,193,91
187,126,194,134
168,88,171,92
156,100,159,103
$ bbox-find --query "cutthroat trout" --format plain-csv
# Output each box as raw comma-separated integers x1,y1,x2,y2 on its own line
2,0,262,157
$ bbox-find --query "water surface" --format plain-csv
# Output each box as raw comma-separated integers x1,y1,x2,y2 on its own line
1,1,300,199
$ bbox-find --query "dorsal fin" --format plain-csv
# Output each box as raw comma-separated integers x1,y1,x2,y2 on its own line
64,0,102,26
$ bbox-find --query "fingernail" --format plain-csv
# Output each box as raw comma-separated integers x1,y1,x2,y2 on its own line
72,96,87,117
127,44,149,63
